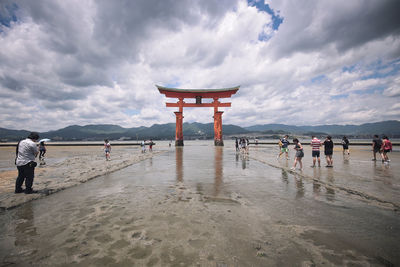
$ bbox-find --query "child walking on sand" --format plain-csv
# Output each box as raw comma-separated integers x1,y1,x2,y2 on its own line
291,138,304,171
104,139,111,161
277,135,290,160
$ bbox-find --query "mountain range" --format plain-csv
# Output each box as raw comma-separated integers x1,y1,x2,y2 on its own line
0,120,399,141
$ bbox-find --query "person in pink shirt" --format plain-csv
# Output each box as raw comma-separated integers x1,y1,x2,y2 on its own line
310,135,321,167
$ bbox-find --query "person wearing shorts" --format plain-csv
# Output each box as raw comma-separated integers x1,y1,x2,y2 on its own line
381,136,392,163
323,136,334,167
104,139,111,160
277,135,290,160
291,138,304,171
342,136,350,155
310,136,321,167
372,135,382,161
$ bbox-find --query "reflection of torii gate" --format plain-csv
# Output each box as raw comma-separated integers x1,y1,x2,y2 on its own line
157,85,239,146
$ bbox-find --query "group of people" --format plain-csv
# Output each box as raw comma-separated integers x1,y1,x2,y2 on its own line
140,139,154,153
277,134,393,171
235,137,249,153
103,139,155,159
277,135,335,171
372,135,393,163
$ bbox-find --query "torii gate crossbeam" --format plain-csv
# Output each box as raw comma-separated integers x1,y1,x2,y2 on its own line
157,85,239,146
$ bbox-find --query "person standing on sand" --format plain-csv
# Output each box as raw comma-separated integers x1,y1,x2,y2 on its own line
342,136,350,155
235,138,239,152
291,138,304,171
149,139,153,152
277,135,290,160
15,132,39,194
39,141,46,160
372,135,383,161
323,136,334,167
310,135,321,167
381,136,392,163
104,139,111,161
141,140,146,153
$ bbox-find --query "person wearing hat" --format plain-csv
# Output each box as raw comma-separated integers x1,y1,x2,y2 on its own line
15,132,39,194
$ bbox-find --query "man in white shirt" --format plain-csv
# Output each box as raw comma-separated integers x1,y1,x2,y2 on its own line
15,132,39,194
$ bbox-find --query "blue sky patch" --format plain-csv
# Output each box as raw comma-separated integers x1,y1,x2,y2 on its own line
248,0,283,30
164,80,181,88
330,94,348,100
0,2,18,28
342,65,356,73
258,24,272,41
361,59,400,80
124,108,140,116
311,74,327,84
353,86,384,95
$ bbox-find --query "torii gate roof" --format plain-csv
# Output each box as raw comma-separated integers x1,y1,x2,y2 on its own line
156,85,239,98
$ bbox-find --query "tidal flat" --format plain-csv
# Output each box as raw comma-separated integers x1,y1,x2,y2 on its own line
0,141,399,266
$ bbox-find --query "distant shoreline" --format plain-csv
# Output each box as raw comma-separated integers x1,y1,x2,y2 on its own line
0,141,155,147
0,140,399,146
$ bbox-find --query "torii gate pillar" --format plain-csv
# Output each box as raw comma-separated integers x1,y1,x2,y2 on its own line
174,111,184,146
214,111,224,146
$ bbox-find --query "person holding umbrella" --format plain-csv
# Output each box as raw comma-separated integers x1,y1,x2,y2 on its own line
39,141,46,160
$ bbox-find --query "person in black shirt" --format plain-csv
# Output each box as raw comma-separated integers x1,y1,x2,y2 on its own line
371,135,382,161
323,136,334,167
341,136,350,155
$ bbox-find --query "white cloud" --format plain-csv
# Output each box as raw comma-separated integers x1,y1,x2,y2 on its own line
0,0,399,131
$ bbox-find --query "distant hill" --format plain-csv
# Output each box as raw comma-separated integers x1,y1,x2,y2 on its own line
0,120,398,141
0,128,31,141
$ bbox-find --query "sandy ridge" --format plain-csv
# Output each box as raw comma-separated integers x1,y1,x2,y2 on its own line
0,151,165,211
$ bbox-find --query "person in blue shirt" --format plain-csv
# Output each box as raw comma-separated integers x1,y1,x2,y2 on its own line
277,135,290,160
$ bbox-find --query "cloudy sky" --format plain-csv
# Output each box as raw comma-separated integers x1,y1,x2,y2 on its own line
1,0,399,131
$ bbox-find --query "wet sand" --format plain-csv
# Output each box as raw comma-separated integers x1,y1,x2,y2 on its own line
0,145,163,210
250,144,400,210
0,141,399,266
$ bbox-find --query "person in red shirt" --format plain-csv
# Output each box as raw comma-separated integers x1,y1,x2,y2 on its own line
381,136,392,163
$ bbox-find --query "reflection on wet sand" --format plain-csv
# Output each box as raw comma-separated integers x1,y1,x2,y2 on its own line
214,147,223,196
293,174,304,199
325,169,335,201
312,168,321,195
281,169,289,185
176,147,183,182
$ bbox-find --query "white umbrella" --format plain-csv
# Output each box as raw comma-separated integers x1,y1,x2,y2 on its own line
39,138,51,143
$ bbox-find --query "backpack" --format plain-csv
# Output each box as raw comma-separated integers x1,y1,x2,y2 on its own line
384,140,392,151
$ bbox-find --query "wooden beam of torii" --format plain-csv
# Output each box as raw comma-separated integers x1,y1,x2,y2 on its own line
157,85,239,146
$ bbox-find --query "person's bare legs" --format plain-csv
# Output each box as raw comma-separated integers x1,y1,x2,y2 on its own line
328,155,333,166
292,158,298,169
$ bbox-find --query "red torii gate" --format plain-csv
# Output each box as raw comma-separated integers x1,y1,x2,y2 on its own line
157,85,239,146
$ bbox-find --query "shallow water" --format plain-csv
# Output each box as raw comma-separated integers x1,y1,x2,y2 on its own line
0,142,399,266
